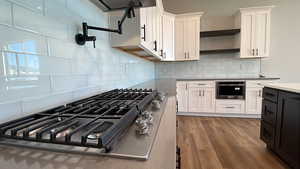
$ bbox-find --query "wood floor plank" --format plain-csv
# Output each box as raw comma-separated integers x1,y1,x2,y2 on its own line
177,116,289,169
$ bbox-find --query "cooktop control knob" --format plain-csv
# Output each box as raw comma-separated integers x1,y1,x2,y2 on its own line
135,118,150,135
157,92,165,102
152,100,161,110
141,111,153,125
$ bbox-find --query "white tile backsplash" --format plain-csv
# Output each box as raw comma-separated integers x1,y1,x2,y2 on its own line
0,25,48,55
0,0,155,122
22,92,73,114
0,100,22,123
156,54,261,79
8,0,44,14
0,0,12,26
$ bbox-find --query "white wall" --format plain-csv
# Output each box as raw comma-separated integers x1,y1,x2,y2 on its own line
162,0,300,82
0,0,155,123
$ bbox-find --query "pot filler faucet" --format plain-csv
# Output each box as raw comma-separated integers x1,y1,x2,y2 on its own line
75,1,138,48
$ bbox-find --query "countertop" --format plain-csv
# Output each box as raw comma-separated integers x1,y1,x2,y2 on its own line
0,79,177,169
176,77,280,81
263,83,300,94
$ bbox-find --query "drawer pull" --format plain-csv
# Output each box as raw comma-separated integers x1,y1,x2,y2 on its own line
198,84,207,86
225,106,235,109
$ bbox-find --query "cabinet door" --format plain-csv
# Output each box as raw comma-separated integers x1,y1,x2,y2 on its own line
177,83,188,112
240,12,256,58
174,18,186,61
156,13,163,58
188,87,202,112
275,92,300,169
162,14,175,61
151,7,158,54
140,8,148,47
184,17,200,60
246,88,263,114
255,11,270,57
202,88,216,113
140,7,153,50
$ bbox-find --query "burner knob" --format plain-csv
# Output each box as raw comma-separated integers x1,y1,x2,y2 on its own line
152,100,161,110
141,111,153,125
135,118,150,135
157,92,165,102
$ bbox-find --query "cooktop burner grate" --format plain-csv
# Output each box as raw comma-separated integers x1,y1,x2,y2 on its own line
0,89,157,152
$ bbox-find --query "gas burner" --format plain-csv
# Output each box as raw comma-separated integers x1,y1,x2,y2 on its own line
0,88,158,152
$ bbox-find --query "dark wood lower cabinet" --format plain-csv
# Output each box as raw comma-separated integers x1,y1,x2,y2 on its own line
275,92,300,169
261,88,300,169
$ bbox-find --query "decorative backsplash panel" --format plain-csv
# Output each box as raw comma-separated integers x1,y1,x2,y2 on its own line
0,0,155,122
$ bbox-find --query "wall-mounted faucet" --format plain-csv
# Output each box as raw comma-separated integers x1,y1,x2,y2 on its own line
75,4,136,48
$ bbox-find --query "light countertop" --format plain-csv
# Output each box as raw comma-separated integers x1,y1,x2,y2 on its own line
263,83,300,94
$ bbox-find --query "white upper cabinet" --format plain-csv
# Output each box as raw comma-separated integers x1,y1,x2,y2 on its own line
238,6,273,58
175,14,202,61
162,13,175,61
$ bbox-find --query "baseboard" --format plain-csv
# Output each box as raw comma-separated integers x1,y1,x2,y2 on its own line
177,112,261,119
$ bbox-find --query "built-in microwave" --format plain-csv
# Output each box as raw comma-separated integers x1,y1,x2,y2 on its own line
216,81,246,100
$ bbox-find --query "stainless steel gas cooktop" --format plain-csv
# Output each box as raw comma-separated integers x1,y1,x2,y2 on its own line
0,89,167,160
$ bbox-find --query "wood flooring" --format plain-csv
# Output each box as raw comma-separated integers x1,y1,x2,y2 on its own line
176,116,289,169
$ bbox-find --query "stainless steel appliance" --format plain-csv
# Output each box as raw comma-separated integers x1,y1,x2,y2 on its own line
0,89,166,160
216,81,246,100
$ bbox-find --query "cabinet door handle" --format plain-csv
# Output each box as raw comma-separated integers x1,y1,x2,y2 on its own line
202,90,205,97
160,49,163,57
184,53,187,59
141,25,146,41
154,41,157,51
252,49,255,56
199,90,201,96
259,90,262,97
185,84,187,90
225,106,235,109
188,52,190,59
256,49,259,56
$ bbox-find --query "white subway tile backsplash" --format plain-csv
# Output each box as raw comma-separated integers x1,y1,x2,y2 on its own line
14,4,69,40
0,0,12,26
52,75,88,92
156,55,260,79
22,92,73,114
8,0,44,14
47,38,76,58
39,55,72,75
0,25,48,55
0,75,52,102
0,100,22,123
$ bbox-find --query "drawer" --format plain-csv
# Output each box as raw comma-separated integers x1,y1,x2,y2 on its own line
216,100,245,114
188,81,215,88
262,100,277,125
260,122,275,149
263,88,278,103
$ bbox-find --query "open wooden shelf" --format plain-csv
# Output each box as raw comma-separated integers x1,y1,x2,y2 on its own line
200,48,240,54
200,29,240,38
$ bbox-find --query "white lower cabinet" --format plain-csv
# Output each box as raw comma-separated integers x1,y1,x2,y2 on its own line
216,100,245,114
176,80,272,116
245,87,263,114
176,82,188,112
188,87,216,113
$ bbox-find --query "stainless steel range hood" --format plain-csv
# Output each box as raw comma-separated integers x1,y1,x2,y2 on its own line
90,0,156,11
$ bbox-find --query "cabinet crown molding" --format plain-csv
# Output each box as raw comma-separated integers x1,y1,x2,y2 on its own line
175,12,204,18
239,6,275,13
